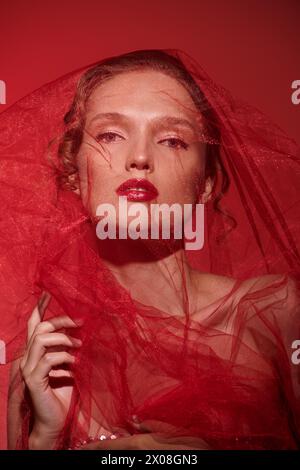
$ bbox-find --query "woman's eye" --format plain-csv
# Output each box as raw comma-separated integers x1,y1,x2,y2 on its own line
95,132,123,143
161,138,189,150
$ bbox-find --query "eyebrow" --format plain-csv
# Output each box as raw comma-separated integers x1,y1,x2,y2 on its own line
89,112,199,132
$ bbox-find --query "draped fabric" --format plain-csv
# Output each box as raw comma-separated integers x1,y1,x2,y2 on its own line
0,49,300,449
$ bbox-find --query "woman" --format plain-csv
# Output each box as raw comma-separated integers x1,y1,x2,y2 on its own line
3,49,300,450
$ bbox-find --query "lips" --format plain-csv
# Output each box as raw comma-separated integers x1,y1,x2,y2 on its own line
116,178,159,202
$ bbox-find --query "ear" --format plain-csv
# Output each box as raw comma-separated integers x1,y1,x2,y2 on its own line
199,176,213,204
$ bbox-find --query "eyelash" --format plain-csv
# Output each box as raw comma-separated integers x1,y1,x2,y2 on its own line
95,132,189,150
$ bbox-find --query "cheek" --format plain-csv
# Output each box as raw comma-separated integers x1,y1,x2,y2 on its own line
76,150,107,210
165,152,205,203
179,174,203,204
185,147,207,200
77,149,124,218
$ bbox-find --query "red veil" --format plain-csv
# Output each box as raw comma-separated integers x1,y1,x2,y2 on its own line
0,48,300,450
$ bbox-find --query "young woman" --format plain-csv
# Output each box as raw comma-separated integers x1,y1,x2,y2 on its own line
3,49,300,450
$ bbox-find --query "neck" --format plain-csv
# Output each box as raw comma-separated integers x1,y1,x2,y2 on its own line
96,237,196,316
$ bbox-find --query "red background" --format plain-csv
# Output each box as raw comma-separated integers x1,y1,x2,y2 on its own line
0,0,299,449
1,0,299,143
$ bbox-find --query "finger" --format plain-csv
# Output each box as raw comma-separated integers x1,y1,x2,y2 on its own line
27,291,51,342
37,291,51,316
27,315,82,350
24,352,75,390
21,333,82,376
130,422,151,432
81,435,139,451
36,315,82,333
128,416,152,433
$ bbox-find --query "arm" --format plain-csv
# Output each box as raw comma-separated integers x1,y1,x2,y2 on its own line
8,293,82,449
81,432,211,450
7,358,24,449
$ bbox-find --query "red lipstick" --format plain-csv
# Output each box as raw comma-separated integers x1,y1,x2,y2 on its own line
116,178,159,202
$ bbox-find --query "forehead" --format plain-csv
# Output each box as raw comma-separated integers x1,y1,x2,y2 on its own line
86,70,198,116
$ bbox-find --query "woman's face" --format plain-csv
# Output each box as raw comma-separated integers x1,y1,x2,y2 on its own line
76,69,210,228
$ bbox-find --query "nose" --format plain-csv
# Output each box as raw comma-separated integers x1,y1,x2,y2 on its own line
125,138,154,173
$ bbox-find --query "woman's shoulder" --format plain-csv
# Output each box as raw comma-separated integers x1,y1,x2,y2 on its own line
191,270,300,344
194,270,296,294
236,273,299,310
190,270,237,309
191,270,299,314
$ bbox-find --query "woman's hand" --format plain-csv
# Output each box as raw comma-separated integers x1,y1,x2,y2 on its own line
81,420,210,450
20,292,82,449
82,433,209,450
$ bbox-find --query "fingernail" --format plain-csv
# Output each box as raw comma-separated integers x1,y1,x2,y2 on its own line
131,414,140,423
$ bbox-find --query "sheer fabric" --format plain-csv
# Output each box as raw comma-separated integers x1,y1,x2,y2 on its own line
0,49,299,449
